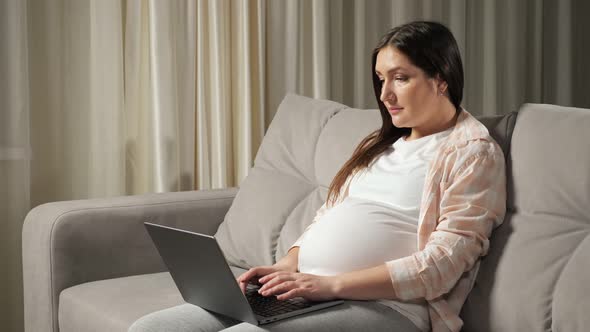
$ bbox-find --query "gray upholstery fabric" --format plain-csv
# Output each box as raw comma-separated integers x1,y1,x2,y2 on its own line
215,94,381,269
476,111,518,163
310,107,382,188
276,107,382,260
23,188,237,332
59,272,185,332
475,111,519,212
461,104,590,332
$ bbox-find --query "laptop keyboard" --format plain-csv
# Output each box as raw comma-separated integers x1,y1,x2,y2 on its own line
245,286,313,317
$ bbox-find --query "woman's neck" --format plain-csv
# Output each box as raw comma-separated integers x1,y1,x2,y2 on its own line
406,104,459,141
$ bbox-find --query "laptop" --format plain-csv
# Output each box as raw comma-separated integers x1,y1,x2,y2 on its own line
144,222,344,325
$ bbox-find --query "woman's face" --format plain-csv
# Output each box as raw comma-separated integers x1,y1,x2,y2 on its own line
375,46,448,136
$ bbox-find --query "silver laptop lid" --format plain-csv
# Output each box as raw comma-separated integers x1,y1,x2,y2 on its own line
144,222,258,325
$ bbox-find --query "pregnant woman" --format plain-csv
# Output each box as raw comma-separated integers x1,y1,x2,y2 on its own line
238,21,506,332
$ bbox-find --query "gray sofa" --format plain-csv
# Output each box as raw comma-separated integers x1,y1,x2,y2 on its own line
22,94,590,332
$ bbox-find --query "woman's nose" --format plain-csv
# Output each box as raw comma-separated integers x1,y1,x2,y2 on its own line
380,84,394,103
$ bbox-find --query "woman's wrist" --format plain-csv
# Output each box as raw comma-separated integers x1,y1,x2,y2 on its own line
274,260,297,272
327,264,397,300
274,247,300,272
330,275,345,298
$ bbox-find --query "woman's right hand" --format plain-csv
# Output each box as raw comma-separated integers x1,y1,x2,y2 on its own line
236,264,292,294
236,247,300,294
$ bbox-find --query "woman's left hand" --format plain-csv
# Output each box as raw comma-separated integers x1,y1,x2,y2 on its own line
257,271,340,301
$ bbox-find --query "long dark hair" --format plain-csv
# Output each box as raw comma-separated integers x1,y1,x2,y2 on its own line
326,21,464,206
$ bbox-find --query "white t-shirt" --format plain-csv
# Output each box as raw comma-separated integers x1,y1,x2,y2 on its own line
298,127,453,332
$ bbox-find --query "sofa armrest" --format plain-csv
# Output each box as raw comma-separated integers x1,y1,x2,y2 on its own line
22,188,238,332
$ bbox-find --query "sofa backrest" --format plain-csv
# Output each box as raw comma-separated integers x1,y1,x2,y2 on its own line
215,94,380,267
461,103,590,332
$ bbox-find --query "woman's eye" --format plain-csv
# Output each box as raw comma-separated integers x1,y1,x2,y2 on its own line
395,76,408,82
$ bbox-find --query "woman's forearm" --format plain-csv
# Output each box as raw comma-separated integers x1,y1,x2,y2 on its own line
333,264,397,300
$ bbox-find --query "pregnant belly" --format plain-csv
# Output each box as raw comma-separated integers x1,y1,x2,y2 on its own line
298,197,419,276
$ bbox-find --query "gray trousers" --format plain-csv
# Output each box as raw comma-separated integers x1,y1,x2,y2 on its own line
128,300,422,332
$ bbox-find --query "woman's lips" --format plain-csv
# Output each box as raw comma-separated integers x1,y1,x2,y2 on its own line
388,107,403,115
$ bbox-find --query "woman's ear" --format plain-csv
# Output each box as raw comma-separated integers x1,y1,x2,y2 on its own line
439,82,448,95
435,74,448,95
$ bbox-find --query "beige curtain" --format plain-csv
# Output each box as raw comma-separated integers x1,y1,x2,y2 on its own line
2,1,589,331
266,0,590,120
21,0,264,203
125,0,265,192
192,0,266,189
0,1,30,332
1,0,264,331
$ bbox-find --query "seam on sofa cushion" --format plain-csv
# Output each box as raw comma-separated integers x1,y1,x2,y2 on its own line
549,232,590,331
312,107,347,184
253,164,317,187
504,111,518,158
270,187,315,262
271,185,330,263
268,106,345,262
503,113,511,156
269,107,345,261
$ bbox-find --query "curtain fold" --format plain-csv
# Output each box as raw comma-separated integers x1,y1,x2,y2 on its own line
265,0,589,121
89,0,125,196
229,0,266,186
0,1,30,331
147,0,182,192
195,0,265,189
125,0,195,193
124,0,267,192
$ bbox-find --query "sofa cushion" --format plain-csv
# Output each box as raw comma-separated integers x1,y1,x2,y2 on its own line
59,272,183,332
276,107,382,260
58,267,248,332
461,104,590,332
476,111,518,164
215,94,381,268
